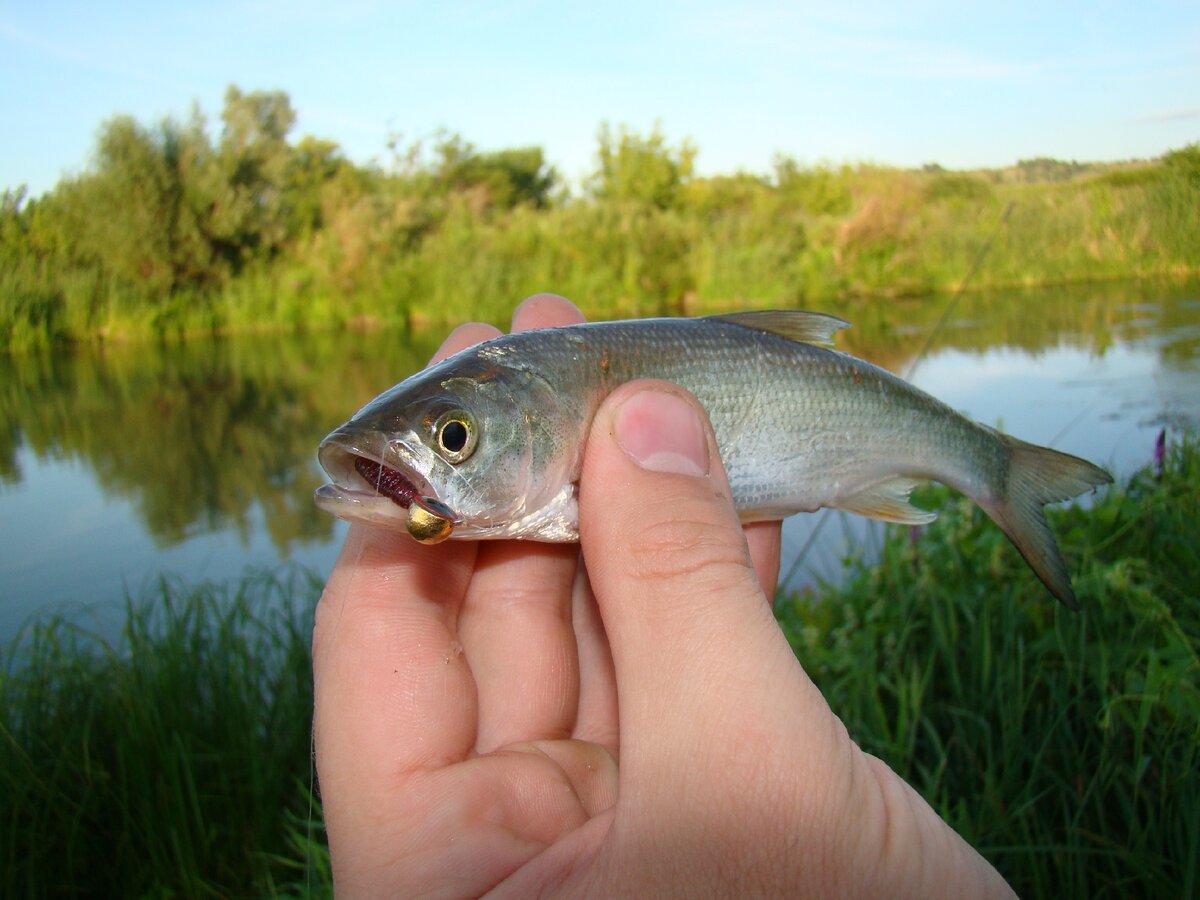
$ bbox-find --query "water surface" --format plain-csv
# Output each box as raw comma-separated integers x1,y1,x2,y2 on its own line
2,281,1197,640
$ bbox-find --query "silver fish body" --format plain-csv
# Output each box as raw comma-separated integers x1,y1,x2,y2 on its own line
316,311,1111,606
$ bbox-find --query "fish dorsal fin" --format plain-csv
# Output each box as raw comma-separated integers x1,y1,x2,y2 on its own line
834,477,938,525
706,310,851,347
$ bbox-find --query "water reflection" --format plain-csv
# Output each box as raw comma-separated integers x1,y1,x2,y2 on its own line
0,280,1197,638
0,331,445,550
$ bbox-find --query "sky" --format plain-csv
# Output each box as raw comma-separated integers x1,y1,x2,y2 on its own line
2,1,1198,197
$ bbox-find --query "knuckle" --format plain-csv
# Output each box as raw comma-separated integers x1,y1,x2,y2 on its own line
626,507,752,589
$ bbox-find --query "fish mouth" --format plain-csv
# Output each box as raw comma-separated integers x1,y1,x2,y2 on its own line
314,436,456,527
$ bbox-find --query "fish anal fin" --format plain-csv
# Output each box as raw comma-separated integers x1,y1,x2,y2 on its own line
707,310,851,348
834,477,937,525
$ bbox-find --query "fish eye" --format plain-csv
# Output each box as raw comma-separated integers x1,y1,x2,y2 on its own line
434,411,477,463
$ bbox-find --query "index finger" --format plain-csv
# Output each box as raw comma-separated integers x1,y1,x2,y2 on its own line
457,293,588,752
314,319,507,833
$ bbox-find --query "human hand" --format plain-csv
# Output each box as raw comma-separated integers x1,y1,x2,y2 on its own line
312,294,1014,898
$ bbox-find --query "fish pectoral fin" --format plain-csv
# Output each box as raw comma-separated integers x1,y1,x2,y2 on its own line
706,310,851,348
833,477,938,525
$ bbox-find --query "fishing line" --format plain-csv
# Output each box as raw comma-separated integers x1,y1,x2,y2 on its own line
904,201,1014,380
780,514,834,592
1049,402,1093,448
781,200,1014,589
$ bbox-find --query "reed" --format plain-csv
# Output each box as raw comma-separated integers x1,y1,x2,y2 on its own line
0,568,322,896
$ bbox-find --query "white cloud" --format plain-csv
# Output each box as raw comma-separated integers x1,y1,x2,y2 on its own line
1133,107,1200,124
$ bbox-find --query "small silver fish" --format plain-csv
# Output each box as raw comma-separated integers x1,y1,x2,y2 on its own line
315,311,1112,606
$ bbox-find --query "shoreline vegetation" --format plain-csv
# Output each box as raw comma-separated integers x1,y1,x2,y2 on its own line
3,86,1200,348
2,437,1196,897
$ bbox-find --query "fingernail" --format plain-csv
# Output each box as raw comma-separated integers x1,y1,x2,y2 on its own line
615,389,710,477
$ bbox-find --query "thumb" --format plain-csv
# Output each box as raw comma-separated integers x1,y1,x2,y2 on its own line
578,381,806,771
576,383,1015,899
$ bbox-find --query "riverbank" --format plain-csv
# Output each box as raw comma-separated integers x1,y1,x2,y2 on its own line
2,436,1195,895
3,94,1198,348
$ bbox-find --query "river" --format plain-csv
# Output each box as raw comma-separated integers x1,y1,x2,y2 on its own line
2,280,1198,641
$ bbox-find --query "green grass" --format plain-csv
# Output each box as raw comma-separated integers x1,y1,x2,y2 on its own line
778,437,1200,896
2,442,1197,896
0,569,324,897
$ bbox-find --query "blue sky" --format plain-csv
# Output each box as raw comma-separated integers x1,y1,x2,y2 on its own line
3,1,1198,196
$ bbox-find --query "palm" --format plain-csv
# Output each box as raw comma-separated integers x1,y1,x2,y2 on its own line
314,528,618,892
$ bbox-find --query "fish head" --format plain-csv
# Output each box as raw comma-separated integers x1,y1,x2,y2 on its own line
315,350,580,540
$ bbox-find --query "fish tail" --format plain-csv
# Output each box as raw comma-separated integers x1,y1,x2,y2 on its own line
980,433,1113,609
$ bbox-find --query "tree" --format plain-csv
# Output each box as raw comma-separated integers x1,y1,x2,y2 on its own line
63,111,219,294
52,89,306,297
285,136,349,238
0,187,30,263
429,133,557,210
206,86,298,264
590,123,696,209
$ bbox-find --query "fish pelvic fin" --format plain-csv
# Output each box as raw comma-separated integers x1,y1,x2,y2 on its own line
835,477,939,525
707,310,851,348
982,433,1113,610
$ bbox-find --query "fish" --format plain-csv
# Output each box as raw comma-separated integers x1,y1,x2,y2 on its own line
315,310,1113,607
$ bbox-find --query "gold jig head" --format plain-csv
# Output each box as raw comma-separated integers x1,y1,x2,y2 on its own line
406,497,459,544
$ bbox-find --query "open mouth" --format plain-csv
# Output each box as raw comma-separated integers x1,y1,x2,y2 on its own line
315,438,461,532
315,438,433,517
